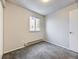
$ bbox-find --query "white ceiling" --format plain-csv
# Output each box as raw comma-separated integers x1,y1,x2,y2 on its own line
7,0,77,15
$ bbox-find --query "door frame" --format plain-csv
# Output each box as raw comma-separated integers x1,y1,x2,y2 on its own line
0,1,3,58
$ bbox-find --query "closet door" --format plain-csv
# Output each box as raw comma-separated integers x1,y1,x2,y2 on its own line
69,9,78,52
0,1,3,59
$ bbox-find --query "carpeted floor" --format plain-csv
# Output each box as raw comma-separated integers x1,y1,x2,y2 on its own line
3,41,78,59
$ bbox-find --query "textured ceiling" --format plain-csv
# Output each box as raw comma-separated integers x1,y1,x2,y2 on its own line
7,0,77,15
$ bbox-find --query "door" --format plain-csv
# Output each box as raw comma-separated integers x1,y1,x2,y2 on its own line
0,1,3,59
69,9,78,52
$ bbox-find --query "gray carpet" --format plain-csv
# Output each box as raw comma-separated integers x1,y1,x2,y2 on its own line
3,42,78,59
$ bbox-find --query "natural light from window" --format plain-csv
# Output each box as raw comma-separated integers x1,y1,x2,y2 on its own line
30,16,40,32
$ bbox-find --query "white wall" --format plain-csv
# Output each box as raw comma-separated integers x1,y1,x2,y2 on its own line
0,1,3,59
46,3,77,49
4,2,45,53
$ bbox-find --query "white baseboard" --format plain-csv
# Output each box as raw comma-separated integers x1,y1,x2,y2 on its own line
4,39,45,54
4,40,77,54
46,40,77,53
4,46,24,54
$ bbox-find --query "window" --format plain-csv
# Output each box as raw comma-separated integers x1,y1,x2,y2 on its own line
30,16,40,31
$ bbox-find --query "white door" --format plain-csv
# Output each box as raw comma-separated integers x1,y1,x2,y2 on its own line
69,9,78,52
0,1,3,59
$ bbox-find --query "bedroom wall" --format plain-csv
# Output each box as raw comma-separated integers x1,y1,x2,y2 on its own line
46,3,77,49
4,2,45,53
